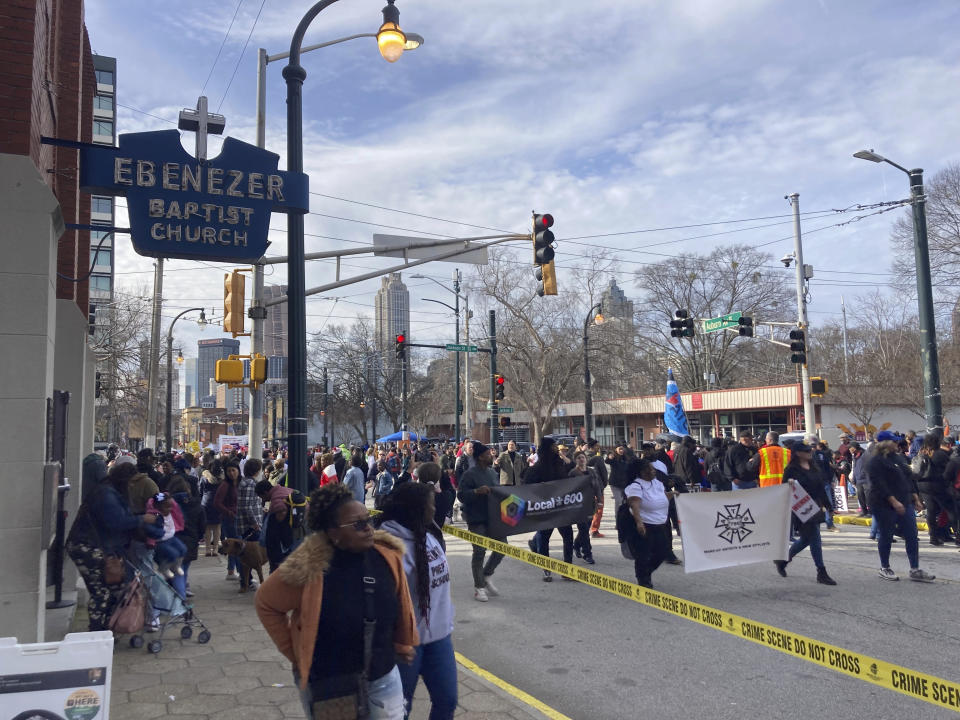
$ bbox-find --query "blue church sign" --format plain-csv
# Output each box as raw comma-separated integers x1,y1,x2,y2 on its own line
78,129,308,262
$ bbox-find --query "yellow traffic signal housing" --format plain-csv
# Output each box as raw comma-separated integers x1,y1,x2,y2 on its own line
215,356,244,384
541,261,558,296
810,377,828,397
250,354,268,387
223,271,246,336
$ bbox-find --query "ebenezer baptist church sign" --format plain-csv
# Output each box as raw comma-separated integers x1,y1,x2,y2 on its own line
78,127,307,263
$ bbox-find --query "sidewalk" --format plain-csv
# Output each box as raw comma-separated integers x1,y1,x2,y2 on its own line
85,550,553,720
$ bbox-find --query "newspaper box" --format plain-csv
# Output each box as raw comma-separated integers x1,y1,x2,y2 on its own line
0,631,112,720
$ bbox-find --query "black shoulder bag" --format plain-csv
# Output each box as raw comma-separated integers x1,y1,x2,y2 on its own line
311,555,378,720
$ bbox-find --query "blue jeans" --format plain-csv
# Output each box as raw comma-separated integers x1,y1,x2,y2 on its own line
398,634,457,720
298,665,404,719
823,485,835,528
221,517,240,573
788,521,824,568
874,503,919,569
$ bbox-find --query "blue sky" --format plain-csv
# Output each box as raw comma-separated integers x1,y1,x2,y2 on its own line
84,0,960,360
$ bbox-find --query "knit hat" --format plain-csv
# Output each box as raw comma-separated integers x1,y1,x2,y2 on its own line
472,441,490,458
876,430,899,443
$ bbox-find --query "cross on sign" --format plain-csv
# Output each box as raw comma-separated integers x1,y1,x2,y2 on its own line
177,96,226,161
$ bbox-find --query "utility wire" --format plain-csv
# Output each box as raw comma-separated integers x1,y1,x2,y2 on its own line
217,0,268,112
200,0,245,96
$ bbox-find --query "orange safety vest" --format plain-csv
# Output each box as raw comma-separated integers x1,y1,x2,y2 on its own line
758,446,791,487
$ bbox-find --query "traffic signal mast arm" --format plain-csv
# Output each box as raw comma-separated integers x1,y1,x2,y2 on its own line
261,233,528,307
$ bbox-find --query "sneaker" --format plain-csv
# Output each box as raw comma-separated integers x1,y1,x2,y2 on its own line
483,578,499,597
774,560,788,578
144,618,160,633
878,567,899,581
185,590,195,598
542,570,553,582
584,555,596,565
827,526,840,533
226,572,238,581
474,587,489,602
591,531,605,538
909,568,935,583
929,538,944,546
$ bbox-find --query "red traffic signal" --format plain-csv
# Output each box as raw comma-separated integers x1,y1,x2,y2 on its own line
496,376,505,385
533,214,554,231
396,333,406,344
395,332,407,360
533,213,555,265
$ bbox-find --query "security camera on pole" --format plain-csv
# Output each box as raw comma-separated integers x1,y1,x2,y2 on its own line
785,193,816,437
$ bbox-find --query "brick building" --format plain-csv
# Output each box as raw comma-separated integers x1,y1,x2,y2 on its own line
0,0,98,643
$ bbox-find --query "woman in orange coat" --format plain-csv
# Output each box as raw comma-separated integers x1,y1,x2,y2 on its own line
255,483,418,719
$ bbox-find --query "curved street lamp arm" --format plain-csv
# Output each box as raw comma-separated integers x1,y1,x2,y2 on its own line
288,0,343,70
269,32,374,64
422,297,457,314
167,307,207,339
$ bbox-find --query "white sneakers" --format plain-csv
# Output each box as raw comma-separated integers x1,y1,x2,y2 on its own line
878,567,899,581
474,588,489,602
483,578,500,597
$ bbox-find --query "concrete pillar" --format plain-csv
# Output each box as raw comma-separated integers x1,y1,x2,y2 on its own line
0,154,65,642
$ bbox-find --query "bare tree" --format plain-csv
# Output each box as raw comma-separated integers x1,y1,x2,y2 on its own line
890,162,960,333
633,244,793,391
469,250,611,443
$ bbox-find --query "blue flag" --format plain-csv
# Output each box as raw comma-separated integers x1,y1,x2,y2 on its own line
664,368,690,436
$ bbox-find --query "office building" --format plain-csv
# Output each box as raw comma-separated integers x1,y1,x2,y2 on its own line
197,338,240,403
180,357,197,408
88,55,116,334
374,273,410,365
264,284,288,357
589,278,636,397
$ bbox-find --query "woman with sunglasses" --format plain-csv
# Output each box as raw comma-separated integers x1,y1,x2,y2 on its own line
256,483,419,719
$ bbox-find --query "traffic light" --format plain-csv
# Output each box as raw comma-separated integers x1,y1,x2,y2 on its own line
670,309,695,338
534,262,558,297
789,329,807,364
738,315,754,337
223,270,246,336
532,213,558,297
495,374,505,401
215,355,244,384
250,354,268,388
95,371,102,398
811,377,828,397
532,213,555,264
395,332,407,361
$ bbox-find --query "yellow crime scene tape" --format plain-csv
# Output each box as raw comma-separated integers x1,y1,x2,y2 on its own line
439,523,960,714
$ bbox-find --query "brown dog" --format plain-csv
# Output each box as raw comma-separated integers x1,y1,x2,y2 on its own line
220,537,267,593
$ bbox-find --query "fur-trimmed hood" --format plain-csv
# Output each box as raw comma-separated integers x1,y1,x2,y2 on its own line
276,530,406,587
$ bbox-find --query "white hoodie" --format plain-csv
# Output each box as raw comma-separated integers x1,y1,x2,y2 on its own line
379,520,455,645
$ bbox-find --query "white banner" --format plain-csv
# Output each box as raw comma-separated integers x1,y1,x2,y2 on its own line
676,485,790,573
218,434,248,451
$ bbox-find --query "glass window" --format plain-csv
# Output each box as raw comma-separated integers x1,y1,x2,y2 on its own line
95,69,114,85
89,275,111,291
90,248,111,267
91,228,111,242
94,94,114,111
93,120,113,136
91,196,112,214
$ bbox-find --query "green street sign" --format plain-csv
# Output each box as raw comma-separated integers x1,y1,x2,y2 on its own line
703,311,742,333
496,407,513,414
445,343,479,353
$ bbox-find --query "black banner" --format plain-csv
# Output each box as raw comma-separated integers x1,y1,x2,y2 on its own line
486,476,595,536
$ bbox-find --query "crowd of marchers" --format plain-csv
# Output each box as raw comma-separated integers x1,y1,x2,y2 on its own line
65,426,958,719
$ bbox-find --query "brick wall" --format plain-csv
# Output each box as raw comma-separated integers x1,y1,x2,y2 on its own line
0,0,94,314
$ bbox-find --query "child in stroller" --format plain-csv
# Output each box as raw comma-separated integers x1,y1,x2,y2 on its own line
146,492,187,596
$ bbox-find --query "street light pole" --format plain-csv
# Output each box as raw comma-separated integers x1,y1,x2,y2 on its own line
422,295,460,440
788,193,816,437
280,0,417,493
165,308,206,451
583,302,603,442
854,150,943,434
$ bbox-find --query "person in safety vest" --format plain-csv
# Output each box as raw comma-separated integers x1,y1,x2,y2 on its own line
751,431,791,487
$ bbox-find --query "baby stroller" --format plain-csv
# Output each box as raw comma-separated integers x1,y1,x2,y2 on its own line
122,557,211,654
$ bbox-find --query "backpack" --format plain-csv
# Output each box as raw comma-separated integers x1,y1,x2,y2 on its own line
284,490,308,533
